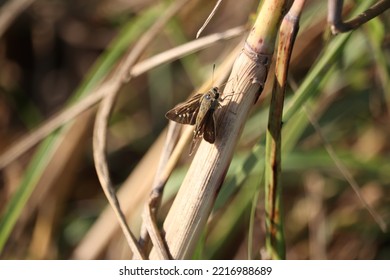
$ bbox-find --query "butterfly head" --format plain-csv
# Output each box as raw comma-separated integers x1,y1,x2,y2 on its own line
211,87,220,99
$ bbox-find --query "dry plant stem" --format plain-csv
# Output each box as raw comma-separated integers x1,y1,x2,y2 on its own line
140,125,191,259
152,123,183,195
139,49,239,254
148,0,291,260
304,107,387,232
139,49,240,256
131,26,245,76
72,132,165,259
150,52,269,259
0,0,35,37
265,0,305,260
0,25,244,170
93,0,190,260
143,132,190,259
196,0,223,38
94,80,145,259
328,0,390,34
143,207,169,259
138,124,189,256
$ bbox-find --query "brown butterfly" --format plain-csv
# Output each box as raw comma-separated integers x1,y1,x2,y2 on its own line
165,87,223,155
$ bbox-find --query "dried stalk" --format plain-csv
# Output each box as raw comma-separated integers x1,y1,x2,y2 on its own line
328,0,390,34
196,0,223,38
72,132,165,259
149,0,292,260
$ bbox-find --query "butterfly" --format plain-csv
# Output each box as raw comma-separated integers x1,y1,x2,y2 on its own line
165,87,223,155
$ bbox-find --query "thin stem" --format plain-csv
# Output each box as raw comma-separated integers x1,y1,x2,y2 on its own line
264,0,306,260
328,0,390,34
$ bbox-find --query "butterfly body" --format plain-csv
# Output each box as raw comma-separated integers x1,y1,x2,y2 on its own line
165,87,222,154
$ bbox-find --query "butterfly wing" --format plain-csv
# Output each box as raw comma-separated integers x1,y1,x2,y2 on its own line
165,93,203,125
188,109,216,155
202,110,216,144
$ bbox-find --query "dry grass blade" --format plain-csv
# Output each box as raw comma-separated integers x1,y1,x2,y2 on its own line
196,0,223,38
0,26,245,170
131,26,245,77
93,91,145,259
72,133,165,259
138,123,189,257
92,0,191,259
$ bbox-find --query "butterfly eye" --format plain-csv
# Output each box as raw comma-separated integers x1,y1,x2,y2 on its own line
205,94,211,99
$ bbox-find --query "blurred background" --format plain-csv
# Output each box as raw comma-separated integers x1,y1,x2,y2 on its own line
0,0,389,259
